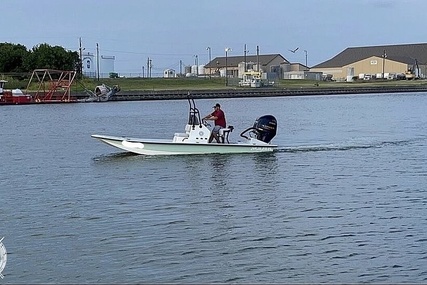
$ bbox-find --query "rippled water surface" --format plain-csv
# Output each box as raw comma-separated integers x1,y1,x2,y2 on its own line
1,93,427,283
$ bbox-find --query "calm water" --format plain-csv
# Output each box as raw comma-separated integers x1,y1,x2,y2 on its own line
1,93,427,283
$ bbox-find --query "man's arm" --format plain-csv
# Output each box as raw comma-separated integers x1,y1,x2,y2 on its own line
203,113,217,120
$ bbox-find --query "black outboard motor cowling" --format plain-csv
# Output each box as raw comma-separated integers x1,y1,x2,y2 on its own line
253,115,277,143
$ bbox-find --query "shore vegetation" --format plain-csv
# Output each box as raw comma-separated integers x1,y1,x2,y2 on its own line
2,74,427,93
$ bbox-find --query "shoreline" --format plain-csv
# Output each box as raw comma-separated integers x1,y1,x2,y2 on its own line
2,85,426,106
102,85,427,101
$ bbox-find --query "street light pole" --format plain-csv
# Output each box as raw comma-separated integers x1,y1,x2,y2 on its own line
304,50,308,70
382,49,387,79
225,47,231,86
206,47,211,79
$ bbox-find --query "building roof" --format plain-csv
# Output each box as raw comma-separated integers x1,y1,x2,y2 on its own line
205,54,288,68
312,43,427,68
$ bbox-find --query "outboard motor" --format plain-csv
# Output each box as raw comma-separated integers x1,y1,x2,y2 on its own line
253,115,277,143
240,115,277,143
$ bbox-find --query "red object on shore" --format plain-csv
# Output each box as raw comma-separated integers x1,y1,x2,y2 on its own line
0,70,79,105
0,80,33,105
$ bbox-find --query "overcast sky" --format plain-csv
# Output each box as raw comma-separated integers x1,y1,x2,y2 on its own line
2,0,426,76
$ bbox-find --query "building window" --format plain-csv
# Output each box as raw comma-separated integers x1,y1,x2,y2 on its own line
370,60,377,65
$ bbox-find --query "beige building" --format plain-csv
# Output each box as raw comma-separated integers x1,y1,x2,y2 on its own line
311,43,427,81
205,54,287,79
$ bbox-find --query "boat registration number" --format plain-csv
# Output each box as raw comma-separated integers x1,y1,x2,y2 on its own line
250,147,273,152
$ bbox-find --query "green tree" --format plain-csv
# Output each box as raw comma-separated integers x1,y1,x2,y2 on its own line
0,42,28,72
24,43,80,71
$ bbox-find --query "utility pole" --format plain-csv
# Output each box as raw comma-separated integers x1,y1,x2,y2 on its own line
79,37,83,76
244,44,247,72
382,49,387,79
96,43,100,81
147,57,150,78
194,55,198,76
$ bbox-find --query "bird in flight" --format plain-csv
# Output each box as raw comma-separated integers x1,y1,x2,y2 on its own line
288,47,299,53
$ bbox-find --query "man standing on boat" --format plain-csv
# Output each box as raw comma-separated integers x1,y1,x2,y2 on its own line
203,103,226,143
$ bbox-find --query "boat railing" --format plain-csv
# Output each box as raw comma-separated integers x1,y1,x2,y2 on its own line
187,97,202,127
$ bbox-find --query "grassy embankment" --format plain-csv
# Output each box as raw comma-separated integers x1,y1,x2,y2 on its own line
75,77,427,92
4,75,427,93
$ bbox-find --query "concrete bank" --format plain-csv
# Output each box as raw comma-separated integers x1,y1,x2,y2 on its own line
76,85,427,101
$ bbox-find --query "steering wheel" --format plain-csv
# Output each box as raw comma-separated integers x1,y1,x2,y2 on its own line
202,119,211,127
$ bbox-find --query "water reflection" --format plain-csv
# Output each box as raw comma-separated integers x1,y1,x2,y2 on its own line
183,152,280,192
92,151,139,162
208,155,231,189
253,152,279,176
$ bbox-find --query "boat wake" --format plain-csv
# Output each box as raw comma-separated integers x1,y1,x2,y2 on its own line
92,137,426,158
276,137,424,153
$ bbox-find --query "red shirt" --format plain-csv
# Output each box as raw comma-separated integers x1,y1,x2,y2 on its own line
211,109,226,127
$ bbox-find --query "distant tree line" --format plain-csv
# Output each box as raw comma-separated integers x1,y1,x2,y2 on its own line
0,42,80,75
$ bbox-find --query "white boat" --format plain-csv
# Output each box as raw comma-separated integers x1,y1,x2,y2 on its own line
92,98,278,156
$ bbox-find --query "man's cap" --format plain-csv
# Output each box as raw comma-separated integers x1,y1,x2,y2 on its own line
213,103,220,108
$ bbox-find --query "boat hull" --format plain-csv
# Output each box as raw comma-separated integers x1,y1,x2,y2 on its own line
91,134,277,155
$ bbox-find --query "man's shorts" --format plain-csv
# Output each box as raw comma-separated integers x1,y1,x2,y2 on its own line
212,125,222,134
